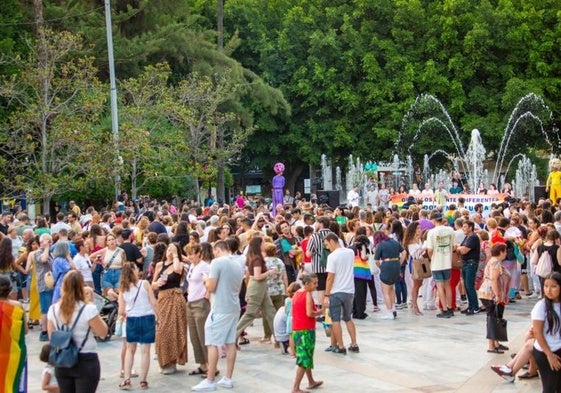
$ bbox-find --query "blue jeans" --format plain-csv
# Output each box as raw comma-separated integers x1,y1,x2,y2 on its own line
462,260,478,310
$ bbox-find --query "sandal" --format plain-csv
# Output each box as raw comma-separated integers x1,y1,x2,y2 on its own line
518,371,538,379
412,306,423,316
140,380,149,389
189,367,207,375
487,348,504,354
119,379,132,390
120,370,139,378
238,337,250,345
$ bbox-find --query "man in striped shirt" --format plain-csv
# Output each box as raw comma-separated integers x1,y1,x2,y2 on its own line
305,216,332,309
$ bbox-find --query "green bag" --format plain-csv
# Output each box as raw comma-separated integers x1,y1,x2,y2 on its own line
320,246,330,268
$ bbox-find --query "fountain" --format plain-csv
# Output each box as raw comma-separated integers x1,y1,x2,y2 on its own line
396,93,556,194
513,155,538,200
321,154,333,190
464,129,486,193
335,166,342,192
493,93,558,184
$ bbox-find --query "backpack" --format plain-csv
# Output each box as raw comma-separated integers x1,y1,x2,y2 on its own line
320,246,330,269
49,304,90,368
536,248,553,278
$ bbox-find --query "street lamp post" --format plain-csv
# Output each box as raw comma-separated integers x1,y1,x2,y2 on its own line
104,0,120,201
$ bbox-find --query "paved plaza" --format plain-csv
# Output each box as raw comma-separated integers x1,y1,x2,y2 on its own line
25,298,541,393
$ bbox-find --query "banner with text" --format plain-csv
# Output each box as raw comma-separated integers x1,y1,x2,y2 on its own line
391,193,508,215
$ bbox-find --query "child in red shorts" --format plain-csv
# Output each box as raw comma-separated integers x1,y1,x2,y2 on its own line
291,273,324,393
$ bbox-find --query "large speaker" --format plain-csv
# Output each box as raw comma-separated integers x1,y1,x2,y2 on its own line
316,190,340,208
534,186,547,201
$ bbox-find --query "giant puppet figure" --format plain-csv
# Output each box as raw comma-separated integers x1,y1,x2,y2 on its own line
546,157,561,203
272,162,285,216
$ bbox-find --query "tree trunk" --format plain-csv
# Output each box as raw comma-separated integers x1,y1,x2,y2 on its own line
42,195,51,216
131,158,138,200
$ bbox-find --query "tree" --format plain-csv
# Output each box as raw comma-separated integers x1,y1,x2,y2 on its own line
118,62,189,199
166,71,254,203
0,27,107,213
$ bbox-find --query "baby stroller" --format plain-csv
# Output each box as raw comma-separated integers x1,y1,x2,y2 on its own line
93,291,118,342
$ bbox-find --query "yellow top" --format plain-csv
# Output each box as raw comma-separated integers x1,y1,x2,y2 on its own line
547,170,561,187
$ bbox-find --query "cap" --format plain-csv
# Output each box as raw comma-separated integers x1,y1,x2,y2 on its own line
122,229,133,239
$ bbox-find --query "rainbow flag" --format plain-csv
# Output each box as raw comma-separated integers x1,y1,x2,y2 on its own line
0,301,27,393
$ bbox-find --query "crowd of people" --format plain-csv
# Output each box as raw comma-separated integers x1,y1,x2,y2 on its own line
1,184,560,392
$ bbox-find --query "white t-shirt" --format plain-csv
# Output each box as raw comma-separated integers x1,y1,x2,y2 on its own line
532,299,561,352
427,225,457,271
47,302,99,353
326,247,355,295
41,365,58,387
73,253,93,283
273,306,289,342
347,189,360,207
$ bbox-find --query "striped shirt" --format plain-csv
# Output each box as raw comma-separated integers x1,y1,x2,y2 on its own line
307,229,331,274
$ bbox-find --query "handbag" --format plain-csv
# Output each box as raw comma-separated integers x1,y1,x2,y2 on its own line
44,271,55,289
451,250,463,269
49,304,91,368
368,253,380,275
412,252,431,280
353,252,372,280
477,278,494,300
115,316,124,336
322,308,332,337
513,243,525,264
486,307,508,342
536,247,554,278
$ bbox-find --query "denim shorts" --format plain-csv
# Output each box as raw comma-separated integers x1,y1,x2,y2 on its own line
432,269,451,282
39,290,54,314
329,292,354,322
102,269,121,289
19,271,28,289
380,261,401,285
126,314,156,344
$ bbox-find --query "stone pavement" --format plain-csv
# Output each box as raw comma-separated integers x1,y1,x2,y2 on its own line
25,297,541,393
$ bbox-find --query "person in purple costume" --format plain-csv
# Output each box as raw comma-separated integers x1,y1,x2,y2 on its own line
272,163,286,217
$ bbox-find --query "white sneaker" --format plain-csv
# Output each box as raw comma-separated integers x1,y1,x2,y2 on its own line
217,376,234,389
380,313,394,320
527,292,539,299
192,379,217,391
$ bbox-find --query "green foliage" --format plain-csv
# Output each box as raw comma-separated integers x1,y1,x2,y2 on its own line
215,0,561,177
0,28,108,211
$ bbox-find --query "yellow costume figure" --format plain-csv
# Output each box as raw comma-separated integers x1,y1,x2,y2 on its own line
546,158,561,203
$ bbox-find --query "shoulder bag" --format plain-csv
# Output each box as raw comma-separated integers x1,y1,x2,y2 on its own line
412,250,432,280
103,248,122,273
